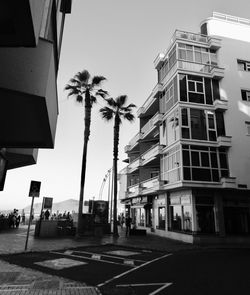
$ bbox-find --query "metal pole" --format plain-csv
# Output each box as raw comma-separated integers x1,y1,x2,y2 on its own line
25,196,35,251
107,169,111,223
110,166,114,232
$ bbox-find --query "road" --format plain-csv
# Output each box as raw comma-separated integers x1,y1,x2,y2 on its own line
1,244,250,294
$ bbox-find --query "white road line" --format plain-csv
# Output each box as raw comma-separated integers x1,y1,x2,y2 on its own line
149,283,173,295
117,283,169,287
97,253,173,287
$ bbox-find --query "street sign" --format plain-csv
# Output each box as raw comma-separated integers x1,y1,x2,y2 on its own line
29,180,41,197
43,197,53,209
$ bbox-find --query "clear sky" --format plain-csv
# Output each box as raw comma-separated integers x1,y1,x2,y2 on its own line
1,0,250,210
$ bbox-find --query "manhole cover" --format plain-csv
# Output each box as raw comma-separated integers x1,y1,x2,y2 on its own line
0,272,20,284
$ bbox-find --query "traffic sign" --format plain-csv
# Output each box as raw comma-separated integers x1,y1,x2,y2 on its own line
29,180,41,197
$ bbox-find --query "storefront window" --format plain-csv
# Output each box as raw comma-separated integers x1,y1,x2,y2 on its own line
196,196,215,233
183,205,192,231
169,195,192,232
170,206,182,231
158,207,166,230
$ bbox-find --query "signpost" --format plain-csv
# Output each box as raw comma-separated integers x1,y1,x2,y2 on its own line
25,180,41,251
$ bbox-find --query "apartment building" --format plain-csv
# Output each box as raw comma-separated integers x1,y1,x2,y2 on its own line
0,0,72,190
119,12,250,244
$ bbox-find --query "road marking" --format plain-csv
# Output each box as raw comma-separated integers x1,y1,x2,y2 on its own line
92,254,101,260
124,260,135,266
98,253,173,287
116,282,173,294
149,283,173,295
51,251,134,267
73,250,146,263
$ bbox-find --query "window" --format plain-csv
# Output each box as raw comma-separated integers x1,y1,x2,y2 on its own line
196,195,215,233
169,195,192,232
241,90,250,102
158,207,166,230
237,60,250,72
161,146,181,183
181,108,217,142
246,122,250,136
182,145,229,182
177,43,217,66
179,74,219,105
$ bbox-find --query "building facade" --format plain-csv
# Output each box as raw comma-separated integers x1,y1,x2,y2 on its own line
119,12,250,244
0,0,72,190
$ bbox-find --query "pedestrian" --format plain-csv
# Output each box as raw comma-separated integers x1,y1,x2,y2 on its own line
125,215,132,236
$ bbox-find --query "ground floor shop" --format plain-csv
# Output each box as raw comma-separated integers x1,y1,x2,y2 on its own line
126,188,250,244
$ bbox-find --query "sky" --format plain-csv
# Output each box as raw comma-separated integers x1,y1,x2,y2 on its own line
1,0,250,210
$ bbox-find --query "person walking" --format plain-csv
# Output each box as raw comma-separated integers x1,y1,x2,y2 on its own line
125,215,132,237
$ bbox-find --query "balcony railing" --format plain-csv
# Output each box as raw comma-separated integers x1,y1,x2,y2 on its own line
128,157,141,172
124,132,142,152
127,183,141,198
141,112,163,138
221,177,237,188
140,177,164,193
217,136,232,147
213,99,228,111
137,83,163,117
141,144,163,165
173,30,208,44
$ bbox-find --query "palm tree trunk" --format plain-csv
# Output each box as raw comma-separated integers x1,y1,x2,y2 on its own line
77,89,92,235
113,114,120,237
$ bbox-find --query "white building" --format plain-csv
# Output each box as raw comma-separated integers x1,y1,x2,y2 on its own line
119,12,250,244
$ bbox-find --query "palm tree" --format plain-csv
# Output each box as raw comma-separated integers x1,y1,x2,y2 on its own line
100,95,136,236
65,70,107,235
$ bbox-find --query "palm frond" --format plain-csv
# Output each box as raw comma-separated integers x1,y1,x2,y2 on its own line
96,89,109,98
92,76,106,86
76,95,83,103
123,112,135,122
75,70,90,84
100,107,114,120
90,95,97,104
105,97,117,108
116,95,127,108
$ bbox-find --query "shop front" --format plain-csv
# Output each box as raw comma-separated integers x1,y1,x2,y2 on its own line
130,196,152,230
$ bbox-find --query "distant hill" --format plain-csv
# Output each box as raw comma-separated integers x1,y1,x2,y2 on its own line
22,198,80,214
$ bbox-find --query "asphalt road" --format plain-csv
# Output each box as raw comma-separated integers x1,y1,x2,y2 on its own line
1,245,250,295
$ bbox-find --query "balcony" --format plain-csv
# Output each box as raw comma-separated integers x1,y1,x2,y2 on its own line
141,144,163,166
213,99,228,111
173,30,208,45
127,183,141,198
221,177,237,189
141,112,163,139
177,60,224,78
208,36,222,50
154,53,165,69
210,66,225,80
124,132,142,153
0,0,46,47
0,38,58,148
140,177,164,194
137,83,163,118
128,157,141,173
5,148,38,169
217,136,232,147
